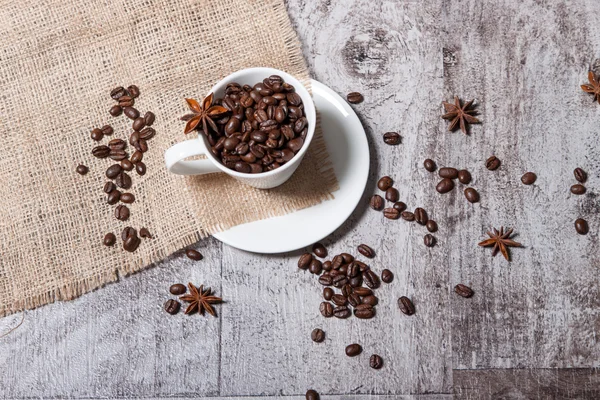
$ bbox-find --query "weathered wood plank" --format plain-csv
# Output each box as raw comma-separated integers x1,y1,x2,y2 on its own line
454,368,600,400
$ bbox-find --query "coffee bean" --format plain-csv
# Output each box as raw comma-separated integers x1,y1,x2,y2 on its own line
103,233,116,246
381,269,393,283
115,172,132,189
393,201,407,212
312,243,327,258
398,296,415,315
127,85,140,98
426,220,438,233
134,139,148,153
170,283,186,295
323,287,334,300
439,167,458,179
186,249,203,260
306,390,319,400
130,151,143,164
385,187,399,202
320,302,333,318
123,234,141,252
139,228,152,238
120,192,135,204
139,127,156,140
333,275,348,288
109,105,123,116
92,145,110,158
318,274,333,286
455,284,474,298
298,253,313,269
347,292,361,307
377,176,393,191
486,156,501,170
571,184,586,195
414,208,428,225
322,261,332,271
311,328,325,343
424,234,436,247
76,164,88,175
383,208,400,220
331,255,344,269
123,107,139,120
341,253,354,263
121,227,136,241
346,92,364,104
118,160,133,172
109,138,126,150
142,111,155,126
345,343,362,357
104,181,116,194
349,276,362,287
164,299,180,315
361,295,378,306
383,132,401,145
357,244,375,258
90,128,103,141
101,125,114,136
106,164,122,179
135,162,147,176
575,218,589,235
309,259,323,275
574,168,587,183
132,117,146,131
436,178,454,194
110,86,127,100
109,149,128,161
369,354,383,369
107,190,121,205
115,205,130,221
119,95,134,107
424,159,436,172
401,211,415,221
458,169,472,184
464,188,480,203
363,270,380,289
521,172,537,185
354,304,375,319
332,294,347,306
370,195,384,210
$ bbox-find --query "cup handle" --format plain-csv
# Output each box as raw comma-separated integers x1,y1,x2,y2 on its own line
164,139,221,176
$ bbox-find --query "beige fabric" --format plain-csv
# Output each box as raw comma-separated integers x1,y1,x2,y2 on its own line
0,0,337,317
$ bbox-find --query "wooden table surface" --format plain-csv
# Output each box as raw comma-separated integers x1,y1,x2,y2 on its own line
2,0,600,399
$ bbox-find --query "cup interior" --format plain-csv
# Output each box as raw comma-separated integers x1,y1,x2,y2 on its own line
199,67,316,178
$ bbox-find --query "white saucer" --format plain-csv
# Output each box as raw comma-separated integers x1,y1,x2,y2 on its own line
212,79,369,253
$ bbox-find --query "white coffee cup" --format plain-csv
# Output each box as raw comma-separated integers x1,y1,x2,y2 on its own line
164,67,316,189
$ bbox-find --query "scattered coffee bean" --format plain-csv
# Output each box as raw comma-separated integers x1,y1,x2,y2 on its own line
119,95,134,107
123,106,139,120
370,195,384,210
139,127,155,141
320,302,333,318
132,117,146,131
575,218,589,235
354,304,375,319
385,187,399,202
381,269,393,283
455,284,474,298
164,299,180,315
90,128,103,141
108,138,126,150
331,294,347,306
101,125,113,136
346,92,364,104
109,149,128,161
130,150,143,164
120,159,134,171
369,354,383,369
312,243,327,258
298,253,313,269
363,270,380,289
333,274,348,288
439,167,458,179
106,164,122,179
76,164,88,175
115,171,132,189
458,169,471,184
398,296,415,315
306,389,320,400
464,187,480,203
109,105,123,116
123,234,140,252
107,189,121,205
311,328,325,343
104,181,116,194
357,244,375,258
135,162,147,176
115,204,130,221
139,227,152,238
185,249,203,260
361,295,378,306
424,159,436,172
383,208,400,220
354,287,373,296
121,227,136,241
571,184,586,195
345,343,362,357
144,111,155,126
424,234,436,247
377,176,393,191
436,178,454,194
110,86,127,99
393,201,407,212
120,192,135,203
347,292,361,307
401,211,415,221
414,208,428,225
426,220,438,233
92,145,110,158
323,287,334,300
127,85,140,98
170,283,186,295
103,233,116,246
574,168,587,183
318,274,333,286
485,156,501,170
309,259,323,275
521,172,537,185
383,132,401,145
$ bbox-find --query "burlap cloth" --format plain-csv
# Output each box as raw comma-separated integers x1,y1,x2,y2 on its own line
0,0,338,317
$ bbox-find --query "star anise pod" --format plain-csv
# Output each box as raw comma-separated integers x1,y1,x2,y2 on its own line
182,93,228,135
478,227,522,261
179,283,223,317
581,71,600,104
441,96,480,134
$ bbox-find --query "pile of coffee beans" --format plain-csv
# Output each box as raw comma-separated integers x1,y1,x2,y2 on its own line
76,84,155,252
369,176,438,247
571,167,590,235
426,162,480,204
191,76,308,174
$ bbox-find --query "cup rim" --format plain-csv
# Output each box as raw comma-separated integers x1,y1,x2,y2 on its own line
197,67,316,179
